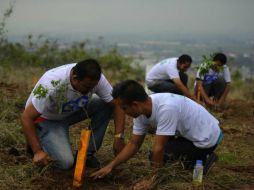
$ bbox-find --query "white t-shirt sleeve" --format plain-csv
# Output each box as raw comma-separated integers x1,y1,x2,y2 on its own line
156,106,179,136
31,93,52,114
133,117,148,135
196,69,203,80
167,61,179,79
93,74,113,103
31,97,45,114
223,65,231,83
31,84,55,114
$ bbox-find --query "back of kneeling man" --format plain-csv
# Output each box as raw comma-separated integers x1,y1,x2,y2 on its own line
90,80,223,189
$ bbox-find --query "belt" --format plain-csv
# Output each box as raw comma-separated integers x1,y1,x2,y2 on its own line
34,117,46,124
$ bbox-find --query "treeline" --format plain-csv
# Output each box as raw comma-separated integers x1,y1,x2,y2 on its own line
0,4,144,82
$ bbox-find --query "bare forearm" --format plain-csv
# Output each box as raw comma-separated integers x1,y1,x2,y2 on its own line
196,81,213,105
109,100,125,134
21,115,42,153
109,141,140,169
113,106,125,134
218,84,230,104
151,150,164,167
178,84,196,100
200,85,213,104
150,148,164,179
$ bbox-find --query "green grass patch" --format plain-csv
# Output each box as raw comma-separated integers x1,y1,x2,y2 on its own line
219,152,238,164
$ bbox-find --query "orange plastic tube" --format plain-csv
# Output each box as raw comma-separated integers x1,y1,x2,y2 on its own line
73,128,91,187
197,86,201,101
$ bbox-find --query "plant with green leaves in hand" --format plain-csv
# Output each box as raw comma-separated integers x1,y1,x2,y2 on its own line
196,54,215,77
33,80,69,113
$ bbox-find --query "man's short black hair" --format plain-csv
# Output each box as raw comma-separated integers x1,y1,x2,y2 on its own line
72,58,101,81
112,80,148,104
213,53,227,65
178,54,192,64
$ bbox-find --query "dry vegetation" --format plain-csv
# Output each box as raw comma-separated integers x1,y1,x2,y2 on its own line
0,65,254,190
1,3,253,189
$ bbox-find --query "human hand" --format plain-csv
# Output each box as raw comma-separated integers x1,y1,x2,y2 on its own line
217,98,225,107
33,150,49,166
113,138,125,156
205,98,215,106
133,178,157,190
213,102,223,112
89,165,113,180
198,100,206,107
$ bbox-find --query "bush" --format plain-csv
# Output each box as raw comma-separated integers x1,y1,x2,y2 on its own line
0,4,144,82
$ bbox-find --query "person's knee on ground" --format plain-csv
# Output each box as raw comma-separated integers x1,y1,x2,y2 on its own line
54,154,75,170
87,97,113,154
36,121,75,170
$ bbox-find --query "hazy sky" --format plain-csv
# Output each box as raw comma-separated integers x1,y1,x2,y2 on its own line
1,0,254,39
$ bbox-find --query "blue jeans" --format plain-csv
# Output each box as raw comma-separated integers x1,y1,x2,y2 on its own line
36,96,113,170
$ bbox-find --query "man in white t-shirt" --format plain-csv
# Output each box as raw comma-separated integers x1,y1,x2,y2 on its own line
195,53,231,108
146,54,198,102
21,59,125,170
90,80,223,189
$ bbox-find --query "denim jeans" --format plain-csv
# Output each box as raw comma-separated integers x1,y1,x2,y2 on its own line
36,95,113,170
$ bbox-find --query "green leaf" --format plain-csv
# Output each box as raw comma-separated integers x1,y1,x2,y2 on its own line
51,80,60,87
33,84,48,99
196,54,215,77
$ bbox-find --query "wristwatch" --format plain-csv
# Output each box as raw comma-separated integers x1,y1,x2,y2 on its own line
114,132,124,139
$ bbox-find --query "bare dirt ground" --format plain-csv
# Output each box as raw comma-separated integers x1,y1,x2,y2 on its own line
0,82,254,190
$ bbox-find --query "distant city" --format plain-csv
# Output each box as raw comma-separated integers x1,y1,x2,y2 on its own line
8,32,254,79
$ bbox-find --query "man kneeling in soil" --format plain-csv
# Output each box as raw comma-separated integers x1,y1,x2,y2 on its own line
90,80,223,189
21,59,125,170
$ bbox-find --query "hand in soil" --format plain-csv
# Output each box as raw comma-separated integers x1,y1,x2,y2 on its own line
133,179,157,190
33,150,49,166
89,165,113,180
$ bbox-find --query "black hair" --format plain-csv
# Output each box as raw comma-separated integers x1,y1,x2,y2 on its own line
112,80,148,104
72,58,101,80
177,54,192,64
213,53,227,65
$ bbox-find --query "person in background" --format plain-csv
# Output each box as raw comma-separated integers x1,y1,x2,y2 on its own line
21,59,125,170
195,53,231,109
146,54,198,102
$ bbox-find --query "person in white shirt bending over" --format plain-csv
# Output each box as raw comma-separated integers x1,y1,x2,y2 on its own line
21,59,125,170
195,53,231,109
90,80,223,189
146,54,198,102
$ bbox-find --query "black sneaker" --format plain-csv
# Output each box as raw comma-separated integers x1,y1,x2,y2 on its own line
86,155,101,169
204,153,218,175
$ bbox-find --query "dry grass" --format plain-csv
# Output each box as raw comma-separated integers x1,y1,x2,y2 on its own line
0,65,254,190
